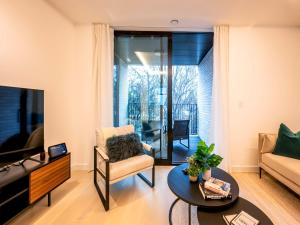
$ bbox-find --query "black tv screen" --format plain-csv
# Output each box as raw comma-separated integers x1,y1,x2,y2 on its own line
0,86,44,166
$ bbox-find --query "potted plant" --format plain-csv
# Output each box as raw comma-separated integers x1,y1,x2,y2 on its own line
194,140,223,180
186,155,200,182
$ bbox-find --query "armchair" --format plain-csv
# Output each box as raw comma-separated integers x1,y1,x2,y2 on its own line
94,125,155,211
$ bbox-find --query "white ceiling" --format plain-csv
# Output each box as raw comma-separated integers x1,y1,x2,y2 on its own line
46,0,300,28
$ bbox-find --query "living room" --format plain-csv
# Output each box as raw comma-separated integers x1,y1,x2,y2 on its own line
0,0,299,225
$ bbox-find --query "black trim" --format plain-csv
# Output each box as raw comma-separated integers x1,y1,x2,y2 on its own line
137,172,154,188
167,33,173,165
259,167,262,178
169,198,191,225
94,146,109,211
93,146,155,211
115,31,172,36
48,192,51,207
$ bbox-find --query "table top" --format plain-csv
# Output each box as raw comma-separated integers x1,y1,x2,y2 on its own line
167,163,239,209
0,152,70,188
197,197,274,225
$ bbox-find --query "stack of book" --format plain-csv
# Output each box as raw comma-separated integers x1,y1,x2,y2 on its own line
223,211,260,225
199,177,232,200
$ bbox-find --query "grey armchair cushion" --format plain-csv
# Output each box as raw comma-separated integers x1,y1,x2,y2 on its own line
106,133,144,163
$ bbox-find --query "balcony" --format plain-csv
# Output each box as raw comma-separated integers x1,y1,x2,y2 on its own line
127,102,199,135
125,102,201,162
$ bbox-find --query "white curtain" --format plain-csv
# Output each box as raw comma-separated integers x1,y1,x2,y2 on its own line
211,25,230,171
93,24,114,128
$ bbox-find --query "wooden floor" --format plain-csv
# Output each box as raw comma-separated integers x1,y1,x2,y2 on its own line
9,167,300,225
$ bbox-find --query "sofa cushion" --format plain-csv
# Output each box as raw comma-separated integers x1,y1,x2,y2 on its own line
106,133,143,163
273,123,300,160
261,134,277,153
96,125,134,153
99,154,154,182
262,153,300,186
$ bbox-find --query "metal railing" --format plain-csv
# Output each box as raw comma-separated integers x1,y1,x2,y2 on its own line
127,103,198,135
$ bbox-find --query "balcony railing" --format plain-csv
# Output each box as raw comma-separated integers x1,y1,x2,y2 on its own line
127,103,198,135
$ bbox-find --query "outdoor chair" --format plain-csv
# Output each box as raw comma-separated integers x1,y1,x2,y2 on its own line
141,120,162,157
173,120,190,149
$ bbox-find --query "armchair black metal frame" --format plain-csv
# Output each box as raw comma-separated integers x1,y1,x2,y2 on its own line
93,146,155,211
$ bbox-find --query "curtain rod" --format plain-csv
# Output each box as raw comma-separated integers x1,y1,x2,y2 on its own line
111,25,213,32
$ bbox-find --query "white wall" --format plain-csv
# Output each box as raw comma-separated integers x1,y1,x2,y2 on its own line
70,25,94,169
197,48,213,143
0,1,96,170
0,0,76,167
229,27,300,172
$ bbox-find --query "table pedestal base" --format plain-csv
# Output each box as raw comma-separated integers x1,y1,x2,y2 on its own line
169,198,191,225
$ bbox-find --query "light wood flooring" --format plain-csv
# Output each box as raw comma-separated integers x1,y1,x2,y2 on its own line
9,167,300,225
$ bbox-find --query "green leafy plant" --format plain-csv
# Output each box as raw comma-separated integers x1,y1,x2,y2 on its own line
186,140,222,177
194,140,223,172
187,140,223,174
186,155,200,177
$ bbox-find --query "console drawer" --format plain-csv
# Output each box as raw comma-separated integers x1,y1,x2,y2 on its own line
29,154,70,204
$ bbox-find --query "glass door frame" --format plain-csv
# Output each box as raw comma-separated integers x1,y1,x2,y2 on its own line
114,31,173,165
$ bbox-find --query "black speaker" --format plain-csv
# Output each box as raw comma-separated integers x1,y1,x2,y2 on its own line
48,143,67,159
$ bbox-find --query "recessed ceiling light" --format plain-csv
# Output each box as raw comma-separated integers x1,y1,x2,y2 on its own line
170,19,179,25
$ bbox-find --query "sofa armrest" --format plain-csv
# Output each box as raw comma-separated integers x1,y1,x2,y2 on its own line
258,133,265,154
258,133,277,164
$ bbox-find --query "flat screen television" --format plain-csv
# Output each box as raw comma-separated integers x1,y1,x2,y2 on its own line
0,86,44,167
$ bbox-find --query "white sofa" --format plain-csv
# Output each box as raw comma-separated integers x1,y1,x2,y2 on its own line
258,133,300,195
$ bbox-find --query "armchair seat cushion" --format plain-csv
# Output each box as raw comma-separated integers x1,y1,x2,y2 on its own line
99,154,154,183
262,153,300,186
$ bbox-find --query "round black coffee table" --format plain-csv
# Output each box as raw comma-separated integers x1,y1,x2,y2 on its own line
167,163,239,225
197,197,274,225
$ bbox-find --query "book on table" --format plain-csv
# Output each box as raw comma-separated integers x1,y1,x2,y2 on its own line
205,177,231,197
199,183,232,200
199,176,232,200
223,211,260,225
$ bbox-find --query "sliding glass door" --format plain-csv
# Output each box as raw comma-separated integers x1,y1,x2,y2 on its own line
114,32,173,164
113,31,214,165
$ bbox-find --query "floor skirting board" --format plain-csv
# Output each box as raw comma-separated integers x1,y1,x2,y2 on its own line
71,163,260,173
231,165,259,173
71,163,89,171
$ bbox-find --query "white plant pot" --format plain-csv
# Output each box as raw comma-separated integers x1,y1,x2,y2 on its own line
189,175,198,182
203,169,211,181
